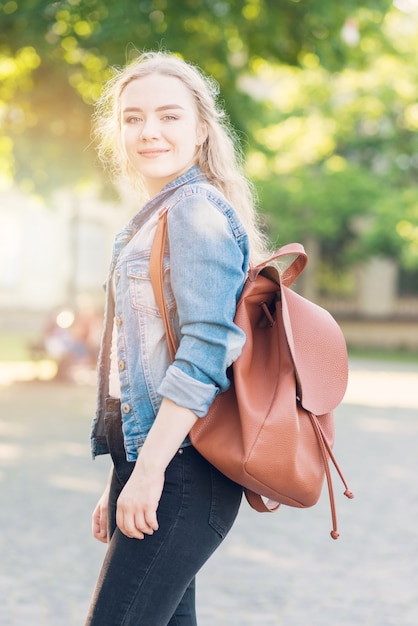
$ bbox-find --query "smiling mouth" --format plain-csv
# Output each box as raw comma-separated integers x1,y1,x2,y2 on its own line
139,149,169,157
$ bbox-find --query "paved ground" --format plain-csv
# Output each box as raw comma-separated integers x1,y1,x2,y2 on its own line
0,358,418,625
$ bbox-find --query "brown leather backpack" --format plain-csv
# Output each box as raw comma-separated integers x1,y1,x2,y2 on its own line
150,207,353,539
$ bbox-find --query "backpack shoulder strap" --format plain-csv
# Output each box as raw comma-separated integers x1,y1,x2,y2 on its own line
149,208,177,361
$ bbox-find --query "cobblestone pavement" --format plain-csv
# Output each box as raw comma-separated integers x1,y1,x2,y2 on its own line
0,359,417,626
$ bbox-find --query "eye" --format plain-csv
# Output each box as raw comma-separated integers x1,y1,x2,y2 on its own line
162,114,179,121
125,116,142,124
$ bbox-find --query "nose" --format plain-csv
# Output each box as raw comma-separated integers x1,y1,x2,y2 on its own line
139,116,160,141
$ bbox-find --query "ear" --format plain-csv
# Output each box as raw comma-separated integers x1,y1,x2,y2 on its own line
196,122,208,146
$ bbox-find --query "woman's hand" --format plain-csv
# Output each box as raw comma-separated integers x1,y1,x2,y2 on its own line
92,486,111,543
115,397,198,540
116,461,164,540
92,466,113,543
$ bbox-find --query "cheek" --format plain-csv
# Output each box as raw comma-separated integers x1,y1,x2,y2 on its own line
122,127,136,156
180,129,202,153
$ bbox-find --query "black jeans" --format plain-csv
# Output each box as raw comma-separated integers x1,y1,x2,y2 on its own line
85,398,243,626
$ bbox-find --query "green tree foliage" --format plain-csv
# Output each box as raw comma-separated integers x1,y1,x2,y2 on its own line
2,0,417,283
1,0,392,192
241,6,418,275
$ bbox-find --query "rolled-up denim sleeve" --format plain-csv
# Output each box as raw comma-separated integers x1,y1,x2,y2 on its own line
157,192,248,417
158,366,218,418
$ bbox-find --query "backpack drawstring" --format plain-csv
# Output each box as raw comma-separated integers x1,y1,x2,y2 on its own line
308,412,354,539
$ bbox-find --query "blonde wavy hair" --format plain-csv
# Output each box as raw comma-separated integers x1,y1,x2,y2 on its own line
93,51,268,265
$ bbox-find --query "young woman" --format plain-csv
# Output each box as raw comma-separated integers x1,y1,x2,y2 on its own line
86,51,268,626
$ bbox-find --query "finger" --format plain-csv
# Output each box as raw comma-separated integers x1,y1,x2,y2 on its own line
92,508,100,536
133,507,157,536
116,507,145,540
144,509,159,533
97,524,108,543
99,508,108,542
94,529,108,543
92,514,108,543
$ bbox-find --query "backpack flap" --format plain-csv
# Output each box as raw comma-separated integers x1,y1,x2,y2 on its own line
280,284,349,416
253,242,348,415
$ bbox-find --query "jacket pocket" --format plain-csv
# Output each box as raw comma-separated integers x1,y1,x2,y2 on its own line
127,252,175,317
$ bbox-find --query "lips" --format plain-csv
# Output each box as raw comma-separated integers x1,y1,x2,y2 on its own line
138,149,169,157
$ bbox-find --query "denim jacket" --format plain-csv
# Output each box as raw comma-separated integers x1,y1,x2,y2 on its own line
90,166,250,461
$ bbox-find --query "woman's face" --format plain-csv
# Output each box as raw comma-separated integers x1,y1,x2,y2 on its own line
120,73,207,196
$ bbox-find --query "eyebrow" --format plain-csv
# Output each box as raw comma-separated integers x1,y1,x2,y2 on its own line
122,104,186,113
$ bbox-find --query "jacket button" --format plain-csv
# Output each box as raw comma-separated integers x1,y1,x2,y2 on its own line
118,360,125,371
121,403,130,414
115,315,122,326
